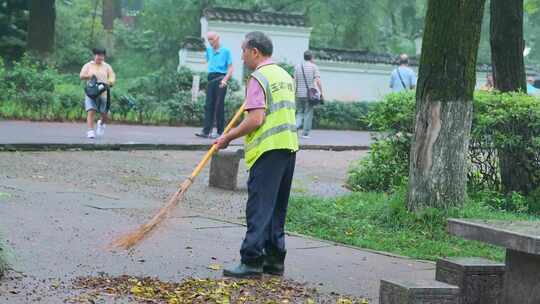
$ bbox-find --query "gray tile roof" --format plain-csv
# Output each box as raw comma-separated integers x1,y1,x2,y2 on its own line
203,7,306,27
182,36,205,51
311,47,418,66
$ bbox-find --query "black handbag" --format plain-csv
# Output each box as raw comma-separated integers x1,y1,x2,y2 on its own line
84,75,111,111
301,64,323,105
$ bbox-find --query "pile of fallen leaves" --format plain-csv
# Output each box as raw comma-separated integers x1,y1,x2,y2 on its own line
70,274,368,304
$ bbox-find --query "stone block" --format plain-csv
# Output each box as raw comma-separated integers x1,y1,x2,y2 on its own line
436,257,505,304
502,249,540,304
209,148,243,190
380,278,460,304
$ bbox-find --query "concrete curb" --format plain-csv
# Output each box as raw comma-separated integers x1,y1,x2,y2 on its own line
0,143,370,152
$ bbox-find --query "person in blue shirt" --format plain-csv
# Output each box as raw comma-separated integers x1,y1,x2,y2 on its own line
195,31,234,138
527,76,539,96
390,54,417,92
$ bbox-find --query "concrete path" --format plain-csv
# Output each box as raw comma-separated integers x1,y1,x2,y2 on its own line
0,120,373,151
0,179,434,304
0,150,435,303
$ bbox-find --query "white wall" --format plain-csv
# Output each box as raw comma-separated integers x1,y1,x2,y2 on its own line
317,62,489,101
180,18,491,101
202,18,312,81
316,61,397,101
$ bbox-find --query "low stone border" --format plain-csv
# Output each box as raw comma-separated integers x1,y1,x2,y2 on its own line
0,143,369,152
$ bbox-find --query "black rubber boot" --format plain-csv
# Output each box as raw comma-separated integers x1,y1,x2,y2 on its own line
223,262,263,278
263,249,286,276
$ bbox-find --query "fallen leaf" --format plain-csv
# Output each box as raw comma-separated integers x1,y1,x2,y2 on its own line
208,264,222,271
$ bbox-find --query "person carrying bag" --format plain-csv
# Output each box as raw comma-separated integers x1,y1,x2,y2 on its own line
294,50,324,139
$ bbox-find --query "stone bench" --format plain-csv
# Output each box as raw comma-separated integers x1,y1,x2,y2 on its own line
447,219,540,304
436,257,505,304
208,147,244,190
379,278,460,304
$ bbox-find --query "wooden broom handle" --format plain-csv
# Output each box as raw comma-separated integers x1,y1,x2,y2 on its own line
189,103,246,180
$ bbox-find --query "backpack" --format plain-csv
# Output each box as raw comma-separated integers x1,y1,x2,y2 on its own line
84,75,108,99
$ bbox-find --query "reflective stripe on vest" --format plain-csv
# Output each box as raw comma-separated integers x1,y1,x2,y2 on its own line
244,64,299,168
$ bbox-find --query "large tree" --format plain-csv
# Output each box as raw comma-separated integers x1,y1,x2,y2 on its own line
27,0,55,55
0,0,29,60
102,0,122,30
490,0,526,92
490,0,533,195
102,0,121,55
407,0,486,211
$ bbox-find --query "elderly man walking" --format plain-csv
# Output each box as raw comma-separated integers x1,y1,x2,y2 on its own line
390,54,417,92
214,31,298,278
196,31,234,139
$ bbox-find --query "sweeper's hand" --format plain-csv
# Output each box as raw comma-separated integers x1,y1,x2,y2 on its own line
214,135,230,150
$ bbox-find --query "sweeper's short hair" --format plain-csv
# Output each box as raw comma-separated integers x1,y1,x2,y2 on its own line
244,32,273,57
92,48,107,56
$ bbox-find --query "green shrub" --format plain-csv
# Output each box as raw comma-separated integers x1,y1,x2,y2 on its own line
346,91,414,191
54,83,86,121
3,55,59,119
472,91,540,194
313,101,374,130
54,0,105,71
347,90,540,213
347,134,410,192
164,91,243,126
366,90,415,133
0,56,371,131
0,58,8,96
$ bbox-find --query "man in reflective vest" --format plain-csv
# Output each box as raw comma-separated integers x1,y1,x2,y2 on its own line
214,31,299,278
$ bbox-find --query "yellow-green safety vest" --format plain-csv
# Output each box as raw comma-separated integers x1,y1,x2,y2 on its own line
244,63,299,169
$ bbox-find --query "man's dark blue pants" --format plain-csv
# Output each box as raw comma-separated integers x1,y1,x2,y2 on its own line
202,72,227,135
240,149,296,265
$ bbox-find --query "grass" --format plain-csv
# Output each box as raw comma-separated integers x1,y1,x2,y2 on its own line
286,189,539,262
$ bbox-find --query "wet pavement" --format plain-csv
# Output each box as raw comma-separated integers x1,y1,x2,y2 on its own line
0,120,373,151
0,150,434,303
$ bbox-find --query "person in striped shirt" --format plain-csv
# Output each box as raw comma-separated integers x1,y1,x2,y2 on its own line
294,51,324,139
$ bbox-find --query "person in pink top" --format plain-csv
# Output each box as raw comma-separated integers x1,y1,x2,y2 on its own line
214,31,297,278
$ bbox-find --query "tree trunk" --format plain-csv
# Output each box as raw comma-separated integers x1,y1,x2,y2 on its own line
407,0,486,211
113,0,122,20
490,0,530,194
102,0,115,30
490,0,526,92
102,0,120,56
27,0,55,55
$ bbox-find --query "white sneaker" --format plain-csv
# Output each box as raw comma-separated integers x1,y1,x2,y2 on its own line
87,130,96,139
301,135,312,139
96,120,106,137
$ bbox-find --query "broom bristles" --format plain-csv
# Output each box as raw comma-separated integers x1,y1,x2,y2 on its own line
111,180,192,250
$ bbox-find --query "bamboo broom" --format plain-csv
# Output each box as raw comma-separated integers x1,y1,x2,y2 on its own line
111,103,245,250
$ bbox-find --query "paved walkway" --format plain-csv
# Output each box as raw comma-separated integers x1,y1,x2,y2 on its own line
0,149,436,303
0,178,434,303
0,120,373,151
